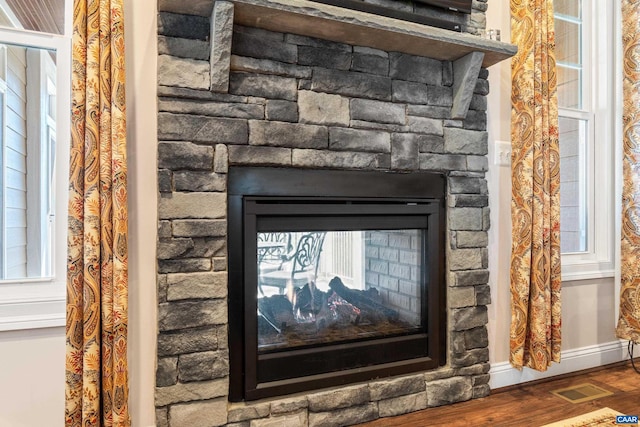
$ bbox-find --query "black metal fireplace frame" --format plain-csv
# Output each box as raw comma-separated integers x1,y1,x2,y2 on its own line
228,167,447,401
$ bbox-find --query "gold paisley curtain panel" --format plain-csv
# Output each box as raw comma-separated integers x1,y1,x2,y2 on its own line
65,0,130,426
509,0,562,371
617,0,640,344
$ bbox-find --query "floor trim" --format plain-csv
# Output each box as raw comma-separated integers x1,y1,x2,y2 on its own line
489,340,634,389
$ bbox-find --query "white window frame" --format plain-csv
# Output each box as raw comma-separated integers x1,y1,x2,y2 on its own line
558,0,616,281
0,24,71,330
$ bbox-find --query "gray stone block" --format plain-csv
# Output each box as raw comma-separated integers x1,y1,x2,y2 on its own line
159,141,213,171
449,194,489,208
415,134,445,153
185,238,226,258
456,363,490,376
158,238,194,260
451,270,490,287
427,85,453,107
158,85,248,103
419,153,466,171
168,398,228,427
473,384,491,399
298,45,352,70
158,275,168,303
158,55,210,90
158,113,248,144
158,192,226,220
443,60,454,86
157,328,218,357
352,52,389,76
270,396,309,414
308,403,378,427
444,128,488,155
449,286,475,309
407,104,450,120
369,374,425,401
449,207,483,231
178,351,229,382
473,374,491,386
308,384,370,411
448,176,487,194
469,94,488,111
212,257,227,272
228,145,292,166
210,1,234,92
449,248,484,271
450,347,490,368
227,402,271,423
483,206,491,231
464,327,489,349
158,169,172,193
155,378,229,407
456,231,488,248
407,116,443,135
231,55,312,79
423,367,455,382
229,73,298,101
214,144,229,174
474,78,490,95
266,100,298,122
389,52,442,85
330,127,391,153
286,33,352,51
174,171,226,192
167,272,228,301
478,68,489,79
391,133,419,170
252,413,307,427
158,221,173,239
392,80,429,105
426,377,473,407
156,357,178,387
351,98,405,125
451,306,488,331
158,36,209,60
350,120,405,133
250,121,327,149
158,258,211,274
156,407,169,427
158,98,264,119
475,284,491,305
292,149,390,169
311,67,391,100
467,155,488,172
231,30,297,64
299,91,350,126
378,392,427,417
464,110,487,131
158,12,209,40
158,299,227,331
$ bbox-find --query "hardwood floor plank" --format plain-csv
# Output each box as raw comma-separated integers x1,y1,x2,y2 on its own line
355,361,640,427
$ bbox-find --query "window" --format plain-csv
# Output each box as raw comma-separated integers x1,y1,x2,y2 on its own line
554,0,615,279
0,0,71,330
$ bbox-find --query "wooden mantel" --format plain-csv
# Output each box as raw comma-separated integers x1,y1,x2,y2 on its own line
158,0,517,68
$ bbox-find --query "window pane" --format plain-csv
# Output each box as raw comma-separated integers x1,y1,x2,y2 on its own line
557,66,582,109
0,0,65,35
554,0,581,18
559,116,587,253
555,19,581,65
1,43,57,279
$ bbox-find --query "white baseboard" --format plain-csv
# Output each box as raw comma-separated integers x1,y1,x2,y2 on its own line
489,340,635,389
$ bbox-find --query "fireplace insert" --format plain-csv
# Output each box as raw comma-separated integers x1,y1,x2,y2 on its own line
228,167,446,401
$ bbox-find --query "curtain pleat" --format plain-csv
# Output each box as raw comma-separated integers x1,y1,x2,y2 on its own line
65,0,130,425
509,0,562,371
617,0,640,344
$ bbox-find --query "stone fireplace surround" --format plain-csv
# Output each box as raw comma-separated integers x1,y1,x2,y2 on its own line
155,1,515,425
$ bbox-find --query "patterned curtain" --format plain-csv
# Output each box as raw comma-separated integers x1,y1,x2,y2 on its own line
617,0,640,344
65,0,130,426
509,0,562,371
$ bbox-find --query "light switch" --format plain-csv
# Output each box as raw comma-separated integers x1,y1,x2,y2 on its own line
494,140,511,166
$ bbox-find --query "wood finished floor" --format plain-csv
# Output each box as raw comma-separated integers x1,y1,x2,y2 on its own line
355,360,640,427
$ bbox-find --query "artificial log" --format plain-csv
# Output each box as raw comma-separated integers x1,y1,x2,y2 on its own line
328,276,399,321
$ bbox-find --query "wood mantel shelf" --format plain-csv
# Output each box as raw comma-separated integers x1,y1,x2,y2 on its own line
159,0,517,68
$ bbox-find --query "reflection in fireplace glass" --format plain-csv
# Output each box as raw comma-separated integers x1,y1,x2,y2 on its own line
256,230,424,352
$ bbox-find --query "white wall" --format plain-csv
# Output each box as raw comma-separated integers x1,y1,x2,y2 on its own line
0,1,631,426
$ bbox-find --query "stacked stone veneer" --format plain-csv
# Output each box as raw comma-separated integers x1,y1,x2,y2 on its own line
156,9,491,427
364,230,422,324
